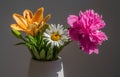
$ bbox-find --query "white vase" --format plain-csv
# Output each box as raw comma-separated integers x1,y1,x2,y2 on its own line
27,58,64,77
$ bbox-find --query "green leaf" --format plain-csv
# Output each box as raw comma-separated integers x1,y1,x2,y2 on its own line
36,33,43,48
46,48,53,60
26,35,37,46
39,49,46,60
25,43,32,49
42,24,49,30
25,42,39,59
53,46,59,58
15,42,26,46
11,29,22,39
32,46,40,60
39,23,50,33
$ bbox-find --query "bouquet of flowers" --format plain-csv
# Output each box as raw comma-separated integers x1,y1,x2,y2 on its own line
10,7,107,61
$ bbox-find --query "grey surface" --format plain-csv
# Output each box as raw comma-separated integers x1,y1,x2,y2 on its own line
0,0,120,77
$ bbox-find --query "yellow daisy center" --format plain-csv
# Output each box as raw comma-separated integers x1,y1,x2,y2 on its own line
51,32,61,41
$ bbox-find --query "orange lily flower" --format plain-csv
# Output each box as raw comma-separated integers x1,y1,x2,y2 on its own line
11,7,51,36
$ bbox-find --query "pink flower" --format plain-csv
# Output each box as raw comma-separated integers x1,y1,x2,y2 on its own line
67,9,108,54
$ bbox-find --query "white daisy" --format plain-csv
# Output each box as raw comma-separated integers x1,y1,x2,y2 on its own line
43,24,69,47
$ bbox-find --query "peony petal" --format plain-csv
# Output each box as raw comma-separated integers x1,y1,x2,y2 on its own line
69,28,80,41
88,49,99,54
13,13,27,30
90,31,108,45
32,7,44,23
67,15,78,27
67,9,107,54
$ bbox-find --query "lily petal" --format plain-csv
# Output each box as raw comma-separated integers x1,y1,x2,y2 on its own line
13,13,28,30
32,7,44,23
38,14,51,30
23,9,33,24
11,24,24,31
43,14,51,23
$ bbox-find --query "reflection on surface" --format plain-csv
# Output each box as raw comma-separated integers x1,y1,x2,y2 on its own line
27,59,64,77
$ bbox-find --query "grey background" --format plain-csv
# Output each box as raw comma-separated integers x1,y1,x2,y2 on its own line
0,0,120,77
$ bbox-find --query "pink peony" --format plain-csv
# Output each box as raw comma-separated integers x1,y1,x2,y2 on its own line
67,9,108,54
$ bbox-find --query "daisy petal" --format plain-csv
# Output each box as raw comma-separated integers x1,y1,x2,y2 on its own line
43,24,69,47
